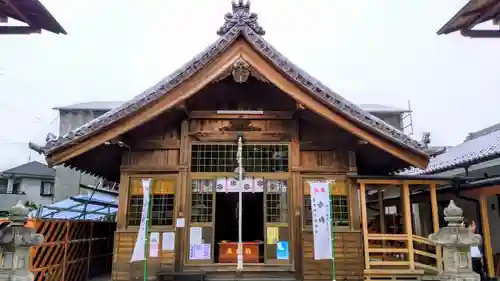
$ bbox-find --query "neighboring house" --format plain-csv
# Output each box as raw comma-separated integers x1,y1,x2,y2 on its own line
50,102,121,202
357,103,409,131
0,0,66,35
0,161,55,211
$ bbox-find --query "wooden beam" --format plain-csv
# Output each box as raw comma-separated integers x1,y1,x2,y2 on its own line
401,183,415,270
130,139,180,150
360,182,370,270
189,131,290,142
188,110,294,119
429,183,442,273
357,179,448,185
120,165,186,173
461,28,500,38
461,185,500,197
0,26,40,34
291,167,346,173
479,196,495,277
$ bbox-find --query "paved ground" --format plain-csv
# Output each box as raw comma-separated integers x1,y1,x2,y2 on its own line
88,274,111,281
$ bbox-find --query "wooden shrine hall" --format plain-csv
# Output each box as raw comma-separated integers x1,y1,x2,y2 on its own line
32,1,453,280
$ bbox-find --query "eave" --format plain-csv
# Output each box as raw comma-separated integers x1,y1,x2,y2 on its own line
437,0,500,37
0,0,66,35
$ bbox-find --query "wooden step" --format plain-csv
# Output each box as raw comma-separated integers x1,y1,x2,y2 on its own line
204,271,296,281
364,269,425,275
364,269,424,281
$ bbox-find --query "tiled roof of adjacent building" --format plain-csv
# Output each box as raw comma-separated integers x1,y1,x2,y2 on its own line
400,123,500,175
40,1,426,158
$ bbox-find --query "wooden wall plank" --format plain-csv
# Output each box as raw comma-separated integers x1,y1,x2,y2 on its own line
302,232,363,280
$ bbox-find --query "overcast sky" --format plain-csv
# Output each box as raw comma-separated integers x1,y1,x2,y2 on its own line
1,0,499,170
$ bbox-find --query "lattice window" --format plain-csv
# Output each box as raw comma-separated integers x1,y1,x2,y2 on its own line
303,179,349,227
151,195,175,225
127,178,176,226
303,195,349,227
242,144,289,172
266,180,288,223
191,144,237,173
191,144,289,173
191,180,214,223
128,195,143,225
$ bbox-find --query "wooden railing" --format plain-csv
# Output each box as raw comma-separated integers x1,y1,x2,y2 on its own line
364,234,441,275
413,235,441,274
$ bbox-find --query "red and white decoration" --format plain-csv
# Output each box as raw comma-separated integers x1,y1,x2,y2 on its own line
192,178,287,193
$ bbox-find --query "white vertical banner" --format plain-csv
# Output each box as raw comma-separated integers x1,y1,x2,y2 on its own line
310,182,333,260
131,178,152,262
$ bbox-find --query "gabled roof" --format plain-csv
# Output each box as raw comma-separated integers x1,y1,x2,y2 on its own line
1,161,55,178
401,125,500,175
39,0,427,166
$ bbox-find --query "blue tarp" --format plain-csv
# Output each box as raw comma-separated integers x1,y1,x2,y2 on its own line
30,193,118,221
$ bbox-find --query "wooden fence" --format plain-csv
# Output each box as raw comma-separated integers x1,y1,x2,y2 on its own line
2,219,116,281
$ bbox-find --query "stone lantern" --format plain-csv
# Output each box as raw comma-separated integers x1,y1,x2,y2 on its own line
0,201,44,281
428,200,482,281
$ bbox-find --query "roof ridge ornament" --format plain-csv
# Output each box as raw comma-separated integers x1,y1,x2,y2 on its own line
217,0,265,36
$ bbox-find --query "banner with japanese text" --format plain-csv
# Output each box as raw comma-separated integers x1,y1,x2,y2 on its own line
310,181,332,260
131,178,151,262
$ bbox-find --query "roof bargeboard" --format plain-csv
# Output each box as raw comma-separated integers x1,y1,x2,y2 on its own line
41,0,429,169
437,0,500,36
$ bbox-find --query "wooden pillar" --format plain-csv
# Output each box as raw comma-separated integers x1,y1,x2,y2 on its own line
116,172,130,230
291,118,303,280
348,151,360,231
479,196,495,277
378,191,386,252
429,183,442,272
359,182,370,270
378,191,386,234
401,183,415,270
175,119,190,271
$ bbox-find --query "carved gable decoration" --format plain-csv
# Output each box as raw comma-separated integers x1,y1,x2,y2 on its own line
214,57,268,83
220,120,262,132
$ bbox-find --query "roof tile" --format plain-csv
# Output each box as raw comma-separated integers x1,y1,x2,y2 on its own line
400,128,500,175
